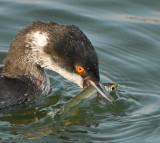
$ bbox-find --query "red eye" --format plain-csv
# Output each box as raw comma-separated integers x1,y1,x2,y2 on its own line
76,66,85,74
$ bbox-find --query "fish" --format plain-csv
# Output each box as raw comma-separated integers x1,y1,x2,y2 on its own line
57,83,119,118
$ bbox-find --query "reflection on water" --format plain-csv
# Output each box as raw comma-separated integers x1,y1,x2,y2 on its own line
0,0,160,142
126,16,160,23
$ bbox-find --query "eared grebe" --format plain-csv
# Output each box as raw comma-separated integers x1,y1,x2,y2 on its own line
0,21,113,109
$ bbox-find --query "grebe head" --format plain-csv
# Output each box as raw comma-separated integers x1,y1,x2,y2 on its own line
6,22,114,103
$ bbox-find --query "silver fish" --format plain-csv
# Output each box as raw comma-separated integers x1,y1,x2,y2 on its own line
58,83,118,117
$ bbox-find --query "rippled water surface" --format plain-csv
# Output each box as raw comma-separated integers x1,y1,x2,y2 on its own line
0,0,160,142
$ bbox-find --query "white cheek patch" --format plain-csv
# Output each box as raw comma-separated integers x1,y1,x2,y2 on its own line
51,66,83,88
45,61,83,88
26,31,48,48
30,48,83,87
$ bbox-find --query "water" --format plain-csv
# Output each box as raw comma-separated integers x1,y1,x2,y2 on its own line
0,0,160,142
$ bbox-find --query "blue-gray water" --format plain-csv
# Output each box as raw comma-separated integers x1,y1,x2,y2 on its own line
0,0,160,143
